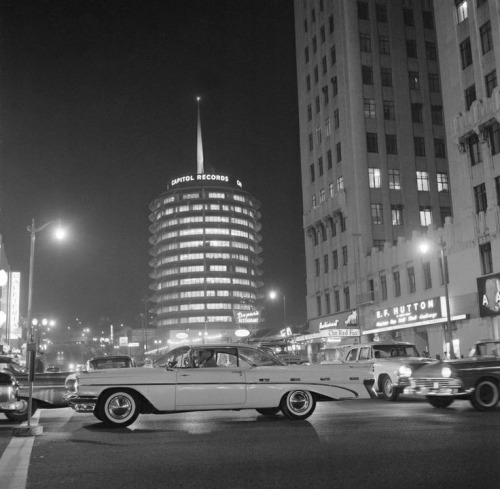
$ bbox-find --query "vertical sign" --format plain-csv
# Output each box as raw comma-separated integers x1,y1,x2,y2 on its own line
9,272,21,340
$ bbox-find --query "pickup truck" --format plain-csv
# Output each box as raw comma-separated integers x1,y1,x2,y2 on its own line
340,341,436,401
405,338,500,411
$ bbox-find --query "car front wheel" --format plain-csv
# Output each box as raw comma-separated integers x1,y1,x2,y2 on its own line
470,379,500,411
5,399,38,422
427,396,454,408
280,390,316,420
380,375,399,401
97,390,140,427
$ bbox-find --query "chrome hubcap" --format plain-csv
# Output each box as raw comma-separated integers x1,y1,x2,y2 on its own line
108,395,133,420
289,391,310,413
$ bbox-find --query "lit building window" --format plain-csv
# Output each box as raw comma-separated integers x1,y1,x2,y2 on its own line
456,1,468,24
368,168,381,188
437,173,449,192
391,205,403,226
419,206,432,226
388,169,401,190
364,98,376,119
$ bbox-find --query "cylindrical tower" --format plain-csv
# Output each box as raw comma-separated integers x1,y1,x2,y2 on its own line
149,173,263,344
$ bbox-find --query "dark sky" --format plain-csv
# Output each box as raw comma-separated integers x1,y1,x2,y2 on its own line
0,0,306,330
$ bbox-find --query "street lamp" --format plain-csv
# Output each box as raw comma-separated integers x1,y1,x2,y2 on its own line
419,235,456,359
269,289,287,328
24,218,66,435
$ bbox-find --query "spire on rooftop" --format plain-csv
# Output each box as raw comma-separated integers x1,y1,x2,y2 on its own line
196,96,204,174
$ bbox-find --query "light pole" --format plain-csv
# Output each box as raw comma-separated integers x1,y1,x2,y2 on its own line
23,219,66,436
420,236,456,359
269,290,287,328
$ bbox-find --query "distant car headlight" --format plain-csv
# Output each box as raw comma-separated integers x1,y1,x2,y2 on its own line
398,365,412,378
441,366,452,378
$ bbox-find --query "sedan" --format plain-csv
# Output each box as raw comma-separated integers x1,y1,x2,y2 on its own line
405,338,500,411
66,344,376,427
0,355,70,421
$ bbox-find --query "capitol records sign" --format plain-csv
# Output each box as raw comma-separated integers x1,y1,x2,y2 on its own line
477,273,500,317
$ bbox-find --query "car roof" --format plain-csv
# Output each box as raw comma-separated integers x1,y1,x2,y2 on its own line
90,355,133,360
352,341,415,347
168,344,265,352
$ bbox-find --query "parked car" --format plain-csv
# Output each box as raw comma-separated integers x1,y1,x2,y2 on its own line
0,370,26,416
65,355,136,393
339,341,437,401
0,355,70,421
405,338,500,411
66,343,376,428
87,355,136,370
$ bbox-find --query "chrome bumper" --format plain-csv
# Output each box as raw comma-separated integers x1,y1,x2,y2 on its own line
66,395,98,413
404,377,471,397
0,399,26,411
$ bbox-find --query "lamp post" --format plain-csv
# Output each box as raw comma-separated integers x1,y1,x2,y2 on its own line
23,219,66,435
420,236,456,359
269,290,287,328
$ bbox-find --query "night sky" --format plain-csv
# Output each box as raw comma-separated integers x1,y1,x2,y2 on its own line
0,0,307,331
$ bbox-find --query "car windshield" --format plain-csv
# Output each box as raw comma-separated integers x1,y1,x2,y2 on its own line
88,358,134,370
237,348,286,367
372,345,421,359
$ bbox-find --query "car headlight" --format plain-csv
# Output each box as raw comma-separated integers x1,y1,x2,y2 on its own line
398,365,412,378
441,366,452,378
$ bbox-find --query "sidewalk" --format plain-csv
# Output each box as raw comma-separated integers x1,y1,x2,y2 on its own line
0,411,40,489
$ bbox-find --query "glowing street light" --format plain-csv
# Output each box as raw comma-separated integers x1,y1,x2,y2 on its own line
23,218,67,436
269,289,287,327
419,235,456,359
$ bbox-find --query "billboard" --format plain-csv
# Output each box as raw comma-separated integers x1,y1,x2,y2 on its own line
477,273,500,317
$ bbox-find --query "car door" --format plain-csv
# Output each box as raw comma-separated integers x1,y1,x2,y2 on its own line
342,346,373,381
175,347,246,408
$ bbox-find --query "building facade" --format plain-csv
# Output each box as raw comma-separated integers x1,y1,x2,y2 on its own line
428,0,500,350
148,174,263,346
294,0,453,357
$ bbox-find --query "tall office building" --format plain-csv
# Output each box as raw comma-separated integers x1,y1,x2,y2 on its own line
294,1,451,344
429,0,500,346
148,105,263,345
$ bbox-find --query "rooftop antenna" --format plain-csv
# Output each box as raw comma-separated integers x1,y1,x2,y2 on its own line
196,96,204,174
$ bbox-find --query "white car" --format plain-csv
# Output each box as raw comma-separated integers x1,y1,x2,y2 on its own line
341,341,437,401
66,344,376,427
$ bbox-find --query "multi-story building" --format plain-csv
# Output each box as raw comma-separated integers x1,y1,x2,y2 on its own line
428,0,500,349
293,0,452,358
148,106,263,346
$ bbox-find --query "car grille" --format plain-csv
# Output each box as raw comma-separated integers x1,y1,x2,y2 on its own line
410,378,462,389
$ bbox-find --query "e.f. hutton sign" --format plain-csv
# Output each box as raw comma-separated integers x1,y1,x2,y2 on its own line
374,298,441,328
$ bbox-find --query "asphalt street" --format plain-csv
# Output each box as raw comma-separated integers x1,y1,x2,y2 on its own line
1,397,499,489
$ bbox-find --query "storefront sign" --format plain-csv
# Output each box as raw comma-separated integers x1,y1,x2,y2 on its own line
318,310,358,330
477,273,500,317
235,310,260,324
374,297,442,328
296,329,360,342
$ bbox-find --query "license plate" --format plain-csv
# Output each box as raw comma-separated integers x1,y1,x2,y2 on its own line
433,382,439,389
